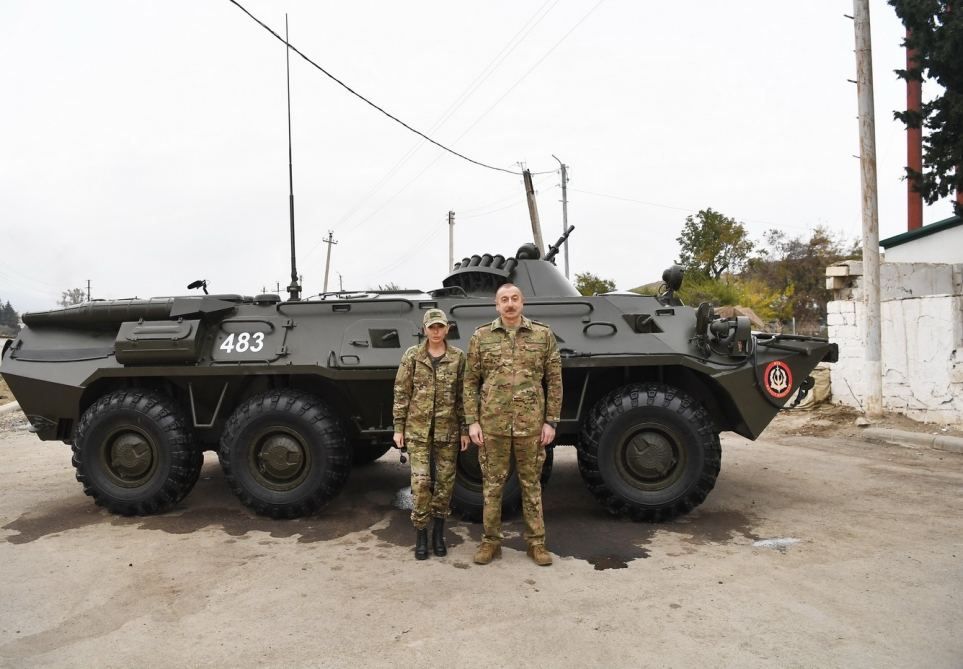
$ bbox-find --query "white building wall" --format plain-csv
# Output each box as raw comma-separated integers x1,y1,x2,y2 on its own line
828,263,963,426
885,225,963,264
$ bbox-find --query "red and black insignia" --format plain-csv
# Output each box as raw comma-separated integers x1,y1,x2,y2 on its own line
763,360,793,399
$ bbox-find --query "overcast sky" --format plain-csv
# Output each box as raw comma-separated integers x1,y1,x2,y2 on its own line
0,1,953,312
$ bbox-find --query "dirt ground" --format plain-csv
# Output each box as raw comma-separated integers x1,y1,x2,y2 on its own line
0,376,12,406
0,408,961,668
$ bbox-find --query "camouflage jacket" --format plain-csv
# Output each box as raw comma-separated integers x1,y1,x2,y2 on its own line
392,342,467,442
463,316,562,437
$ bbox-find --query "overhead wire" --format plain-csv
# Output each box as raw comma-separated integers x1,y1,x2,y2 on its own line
333,0,606,241
569,187,812,231
323,0,561,233
446,0,606,146
228,0,528,177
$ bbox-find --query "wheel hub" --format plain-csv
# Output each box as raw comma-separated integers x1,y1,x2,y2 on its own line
257,434,305,482
624,431,676,479
107,431,154,481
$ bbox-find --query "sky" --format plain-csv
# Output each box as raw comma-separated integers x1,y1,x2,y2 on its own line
0,1,954,313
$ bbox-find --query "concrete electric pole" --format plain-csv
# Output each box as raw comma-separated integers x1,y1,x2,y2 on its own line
522,169,545,256
448,210,455,272
552,155,571,279
86,279,91,302
853,0,883,418
322,230,338,294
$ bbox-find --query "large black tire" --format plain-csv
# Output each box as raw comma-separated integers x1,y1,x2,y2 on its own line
450,443,554,521
578,383,720,522
72,390,202,516
178,448,205,503
218,390,350,519
351,441,392,466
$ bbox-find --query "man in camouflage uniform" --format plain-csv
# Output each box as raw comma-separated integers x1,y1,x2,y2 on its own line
393,308,469,560
464,283,562,566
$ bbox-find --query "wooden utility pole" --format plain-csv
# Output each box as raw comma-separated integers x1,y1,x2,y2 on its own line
522,169,545,256
448,210,455,271
86,279,91,302
853,0,883,418
553,156,571,279
322,230,338,293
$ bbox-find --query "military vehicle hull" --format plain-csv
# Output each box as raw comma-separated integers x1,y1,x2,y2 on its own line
1,253,836,521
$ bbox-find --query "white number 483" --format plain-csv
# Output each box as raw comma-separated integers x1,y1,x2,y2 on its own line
219,332,265,353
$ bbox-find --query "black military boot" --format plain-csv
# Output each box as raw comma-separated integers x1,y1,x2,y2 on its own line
431,518,447,557
415,528,429,560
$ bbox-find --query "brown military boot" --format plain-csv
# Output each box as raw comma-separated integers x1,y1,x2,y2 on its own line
527,544,552,566
473,541,502,565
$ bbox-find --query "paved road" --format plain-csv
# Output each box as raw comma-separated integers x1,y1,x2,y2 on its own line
1,422,961,668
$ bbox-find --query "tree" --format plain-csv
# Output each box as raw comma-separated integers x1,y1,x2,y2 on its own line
376,282,401,291
574,272,616,296
0,299,20,335
676,209,754,279
744,226,859,332
676,275,781,322
58,288,86,308
889,0,963,214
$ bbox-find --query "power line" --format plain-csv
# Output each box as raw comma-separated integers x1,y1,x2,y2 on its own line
227,0,522,176
570,187,810,231
324,0,561,234
447,0,607,144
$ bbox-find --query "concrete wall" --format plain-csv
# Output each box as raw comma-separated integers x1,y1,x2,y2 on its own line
827,261,963,426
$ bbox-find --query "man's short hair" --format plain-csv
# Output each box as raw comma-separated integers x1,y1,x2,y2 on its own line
495,282,523,299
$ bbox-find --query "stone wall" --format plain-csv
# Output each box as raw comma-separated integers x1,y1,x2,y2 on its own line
827,261,963,426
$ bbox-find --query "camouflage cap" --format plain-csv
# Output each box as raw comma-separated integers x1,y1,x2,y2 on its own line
423,308,449,327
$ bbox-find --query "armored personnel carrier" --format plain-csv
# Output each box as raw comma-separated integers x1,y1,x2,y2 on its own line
0,229,836,521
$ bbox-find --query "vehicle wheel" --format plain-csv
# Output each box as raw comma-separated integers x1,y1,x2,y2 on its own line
351,441,392,466
578,383,720,522
72,390,201,515
218,390,350,519
177,449,205,503
450,443,554,521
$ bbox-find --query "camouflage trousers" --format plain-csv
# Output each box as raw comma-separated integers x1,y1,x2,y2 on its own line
407,438,459,529
478,434,546,546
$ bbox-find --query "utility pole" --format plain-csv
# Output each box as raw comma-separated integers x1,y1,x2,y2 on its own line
337,272,344,292
853,0,883,418
322,230,338,293
86,279,91,302
522,169,545,255
552,155,571,279
448,210,455,271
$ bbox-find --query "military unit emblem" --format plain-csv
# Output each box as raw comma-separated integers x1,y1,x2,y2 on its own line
764,360,793,399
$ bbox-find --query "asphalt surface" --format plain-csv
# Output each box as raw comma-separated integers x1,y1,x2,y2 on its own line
0,414,961,668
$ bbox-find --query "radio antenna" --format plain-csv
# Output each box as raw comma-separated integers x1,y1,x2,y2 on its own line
284,13,301,301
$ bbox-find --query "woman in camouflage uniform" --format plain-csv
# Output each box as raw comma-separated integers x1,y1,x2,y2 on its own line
393,308,469,560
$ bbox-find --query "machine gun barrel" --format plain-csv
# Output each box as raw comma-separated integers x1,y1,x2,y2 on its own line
544,225,575,263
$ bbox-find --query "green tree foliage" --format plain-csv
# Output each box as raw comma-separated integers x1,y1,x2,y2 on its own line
58,288,86,308
574,272,616,296
889,0,963,214
0,299,21,334
676,275,780,322
744,226,858,331
676,208,754,279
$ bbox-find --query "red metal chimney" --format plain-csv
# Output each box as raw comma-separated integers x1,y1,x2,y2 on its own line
907,28,923,231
